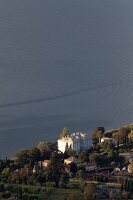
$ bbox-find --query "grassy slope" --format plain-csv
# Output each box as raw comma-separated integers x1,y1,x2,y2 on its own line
48,188,81,200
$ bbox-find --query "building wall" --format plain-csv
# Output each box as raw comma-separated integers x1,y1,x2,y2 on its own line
73,138,92,152
86,165,97,171
58,138,73,153
58,133,92,153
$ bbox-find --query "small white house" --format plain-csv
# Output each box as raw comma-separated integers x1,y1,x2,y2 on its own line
101,137,112,143
86,162,97,172
38,160,50,168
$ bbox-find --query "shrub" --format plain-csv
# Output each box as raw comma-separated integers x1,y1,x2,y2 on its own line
28,194,39,199
22,187,29,193
22,193,29,200
0,184,4,192
45,182,55,188
2,190,12,198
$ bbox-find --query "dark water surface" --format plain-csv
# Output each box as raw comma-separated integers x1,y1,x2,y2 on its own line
0,0,133,157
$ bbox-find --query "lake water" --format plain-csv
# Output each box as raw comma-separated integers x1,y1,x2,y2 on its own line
0,0,133,157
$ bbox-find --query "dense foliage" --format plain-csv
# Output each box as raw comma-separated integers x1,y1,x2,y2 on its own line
0,125,133,199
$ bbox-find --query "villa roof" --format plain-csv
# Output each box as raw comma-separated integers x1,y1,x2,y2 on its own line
64,157,76,162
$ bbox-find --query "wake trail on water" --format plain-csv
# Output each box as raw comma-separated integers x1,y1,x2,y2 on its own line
0,80,132,109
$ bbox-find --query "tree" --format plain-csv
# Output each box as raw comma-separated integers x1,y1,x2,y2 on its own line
109,190,120,200
94,144,101,153
47,152,62,186
64,144,74,158
118,127,130,144
107,141,115,150
89,153,100,164
112,132,119,146
104,130,116,138
78,151,87,163
108,150,119,161
123,178,133,193
69,162,77,174
10,171,21,184
65,143,69,151
28,147,41,166
100,140,107,151
38,192,48,200
121,190,130,199
37,141,51,159
1,167,10,176
14,150,29,167
37,141,50,153
59,173,69,188
60,127,70,139
128,131,133,142
92,127,105,142
37,141,57,153
76,170,84,180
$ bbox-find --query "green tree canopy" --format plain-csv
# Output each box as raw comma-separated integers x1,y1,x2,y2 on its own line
37,141,50,153
59,127,70,139
92,126,105,141
89,153,100,164
14,149,29,166
46,152,63,186
28,147,41,166
128,130,133,142
118,127,130,144
59,173,69,188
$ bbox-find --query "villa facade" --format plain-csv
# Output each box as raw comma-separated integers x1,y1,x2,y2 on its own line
57,132,92,153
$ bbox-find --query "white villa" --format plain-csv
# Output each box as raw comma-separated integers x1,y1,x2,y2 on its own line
57,132,92,153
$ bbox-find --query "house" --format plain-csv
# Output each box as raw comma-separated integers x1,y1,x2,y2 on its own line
86,162,97,172
33,167,36,174
64,157,77,165
101,137,113,143
38,160,50,168
57,132,92,153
